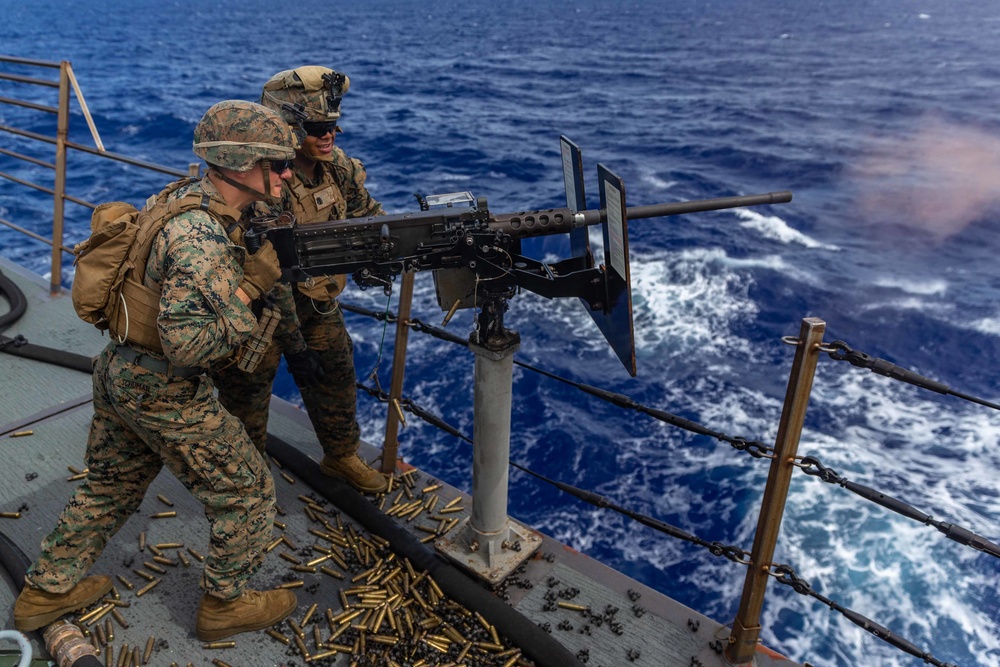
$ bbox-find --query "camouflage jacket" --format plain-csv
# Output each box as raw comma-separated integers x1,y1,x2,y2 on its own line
144,177,257,367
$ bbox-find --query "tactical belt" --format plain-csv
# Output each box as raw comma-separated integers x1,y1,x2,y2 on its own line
114,344,201,379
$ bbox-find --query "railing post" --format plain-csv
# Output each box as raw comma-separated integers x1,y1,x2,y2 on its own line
381,271,415,473
726,317,826,665
50,60,70,295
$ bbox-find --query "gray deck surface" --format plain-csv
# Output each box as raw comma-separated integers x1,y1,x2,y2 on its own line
0,256,799,667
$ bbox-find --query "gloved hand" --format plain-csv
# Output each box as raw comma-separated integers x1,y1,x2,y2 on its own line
285,348,327,389
239,239,281,302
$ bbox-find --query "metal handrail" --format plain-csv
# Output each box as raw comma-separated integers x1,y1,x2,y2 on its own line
0,56,197,293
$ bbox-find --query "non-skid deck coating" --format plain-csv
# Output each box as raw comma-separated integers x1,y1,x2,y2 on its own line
0,256,799,667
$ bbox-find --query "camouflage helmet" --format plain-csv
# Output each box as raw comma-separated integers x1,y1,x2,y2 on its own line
260,66,350,125
192,100,296,172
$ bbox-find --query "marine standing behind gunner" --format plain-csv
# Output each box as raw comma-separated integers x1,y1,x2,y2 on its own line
14,101,299,641
214,66,388,493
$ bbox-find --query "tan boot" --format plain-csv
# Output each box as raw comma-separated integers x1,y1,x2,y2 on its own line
320,452,388,493
14,575,113,631
196,588,297,641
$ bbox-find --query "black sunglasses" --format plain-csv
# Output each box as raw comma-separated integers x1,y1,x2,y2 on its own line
303,121,338,138
268,159,293,173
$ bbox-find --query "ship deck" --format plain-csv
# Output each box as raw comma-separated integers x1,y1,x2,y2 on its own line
0,255,799,667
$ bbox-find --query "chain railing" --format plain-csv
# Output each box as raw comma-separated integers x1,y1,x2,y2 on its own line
344,299,996,666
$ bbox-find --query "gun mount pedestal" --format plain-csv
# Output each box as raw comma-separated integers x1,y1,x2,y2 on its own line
436,293,542,584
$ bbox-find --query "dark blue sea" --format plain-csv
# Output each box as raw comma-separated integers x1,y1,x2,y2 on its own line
1,1,999,665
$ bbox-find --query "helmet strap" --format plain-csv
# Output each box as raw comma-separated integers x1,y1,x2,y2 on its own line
211,163,281,207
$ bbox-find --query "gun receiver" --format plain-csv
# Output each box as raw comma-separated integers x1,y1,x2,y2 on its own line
252,136,792,375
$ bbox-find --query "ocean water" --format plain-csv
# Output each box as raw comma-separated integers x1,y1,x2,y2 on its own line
1,1,999,665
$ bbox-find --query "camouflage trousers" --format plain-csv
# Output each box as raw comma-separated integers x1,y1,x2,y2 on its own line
25,343,275,600
214,293,361,459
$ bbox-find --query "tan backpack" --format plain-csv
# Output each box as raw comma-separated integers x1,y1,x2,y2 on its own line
71,179,237,352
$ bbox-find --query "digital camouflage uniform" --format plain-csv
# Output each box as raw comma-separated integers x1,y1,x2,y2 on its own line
26,177,275,601
214,146,383,459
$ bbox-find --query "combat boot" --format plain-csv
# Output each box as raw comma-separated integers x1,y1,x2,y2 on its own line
196,588,297,641
320,452,388,493
14,575,113,631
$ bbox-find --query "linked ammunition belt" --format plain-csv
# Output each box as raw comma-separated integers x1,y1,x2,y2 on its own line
114,345,201,379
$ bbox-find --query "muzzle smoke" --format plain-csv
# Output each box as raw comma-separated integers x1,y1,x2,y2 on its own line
851,117,1000,239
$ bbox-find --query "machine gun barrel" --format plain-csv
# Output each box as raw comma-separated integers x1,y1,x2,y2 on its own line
492,190,792,238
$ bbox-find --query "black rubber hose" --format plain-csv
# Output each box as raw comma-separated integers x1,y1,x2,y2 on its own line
0,267,28,332
0,530,52,661
266,434,585,667
0,334,95,374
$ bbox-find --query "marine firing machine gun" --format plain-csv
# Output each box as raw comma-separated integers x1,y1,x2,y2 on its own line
250,136,792,582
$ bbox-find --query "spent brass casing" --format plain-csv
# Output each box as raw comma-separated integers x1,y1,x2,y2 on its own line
150,511,175,519
265,536,283,553
105,618,114,642
265,628,290,645
104,644,113,667
111,609,129,629
307,649,340,662
211,660,233,667
116,644,129,667
301,603,318,627
0,512,21,519
391,398,407,427
11,430,33,437
456,641,473,662
95,623,106,646
135,579,160,597
281,534,298,550
306,554,330,567
273,520,285,530
155,494,174,507
276,580,304,589
138,532,146,552
421,483,442,493
131,570,154,581
178,551,190,567
202,641,235,649
329,624,351,643
275,503,286,516
557,601,590,612
186,547,205,562
67,473,88,481
439,506,464,514
319,566,343,579
279,552,302,565
79,602,113,624
147,545,162,557
143,561,166,574
501,653,522,667
155,542,183,549
143,636,155,664
291,565,317,574
131,646,140,667
279,471,295,484
115,575,134,590
293,634,310,660
477,641,504,651
287,619,305,639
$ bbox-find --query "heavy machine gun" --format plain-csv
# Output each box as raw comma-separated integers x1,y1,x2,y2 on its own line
250,136,792,377
250,136,792,583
